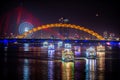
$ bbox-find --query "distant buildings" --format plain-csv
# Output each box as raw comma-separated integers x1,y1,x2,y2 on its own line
103,31,119,40
0,30,119,41
103,31,108,40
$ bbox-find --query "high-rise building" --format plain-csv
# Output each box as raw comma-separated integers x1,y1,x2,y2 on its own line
103,31,108,40
109,33,115,40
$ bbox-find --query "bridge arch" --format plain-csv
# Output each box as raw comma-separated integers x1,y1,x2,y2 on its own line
17,23,104,40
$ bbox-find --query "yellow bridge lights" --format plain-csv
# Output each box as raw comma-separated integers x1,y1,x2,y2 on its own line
17,23,104,40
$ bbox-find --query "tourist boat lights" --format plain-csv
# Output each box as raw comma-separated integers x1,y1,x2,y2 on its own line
86,46,97,59
96,45,105,52
62,49,74,62
62,43,74,62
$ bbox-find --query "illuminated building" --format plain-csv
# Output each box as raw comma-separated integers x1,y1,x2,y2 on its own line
103,31,108,40
108,33,115,40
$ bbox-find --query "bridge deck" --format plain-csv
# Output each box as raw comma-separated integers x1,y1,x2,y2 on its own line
0,38,119,43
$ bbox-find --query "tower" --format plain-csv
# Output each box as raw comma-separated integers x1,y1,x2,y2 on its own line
103,31,108,40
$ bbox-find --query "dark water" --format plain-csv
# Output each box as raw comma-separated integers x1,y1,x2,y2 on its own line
0,43,120,80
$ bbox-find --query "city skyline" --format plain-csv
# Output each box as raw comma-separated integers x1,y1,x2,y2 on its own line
0,0,119,37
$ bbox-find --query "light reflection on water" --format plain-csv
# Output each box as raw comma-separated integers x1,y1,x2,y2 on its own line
85,59,96,80
18,58,106,80
23,59,30,80
0,42,120,80
48,61,54,80
62,62,74,80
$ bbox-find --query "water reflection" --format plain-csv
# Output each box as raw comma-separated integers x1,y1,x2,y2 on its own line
97,52,105,80
62,62,74,80
23,43,29,51
48,61,54,80
86,59,96,80
1,41,120,80
48,50,55,59
85,51,105,80
23,59,30,80
74,60,86,80
97,52,105,71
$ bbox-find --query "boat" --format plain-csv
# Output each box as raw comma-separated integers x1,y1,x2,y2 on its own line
86,46,97,59
96,45,105,52
62,49,74,62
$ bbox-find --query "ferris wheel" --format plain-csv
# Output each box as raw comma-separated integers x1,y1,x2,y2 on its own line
18,22,34,38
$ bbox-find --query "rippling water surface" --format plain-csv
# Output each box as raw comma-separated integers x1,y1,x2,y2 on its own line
0,43,120,80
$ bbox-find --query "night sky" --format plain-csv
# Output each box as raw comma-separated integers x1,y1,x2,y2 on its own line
0,0,119,36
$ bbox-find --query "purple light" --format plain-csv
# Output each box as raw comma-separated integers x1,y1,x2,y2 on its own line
106,42,111,46
118,42,120,45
